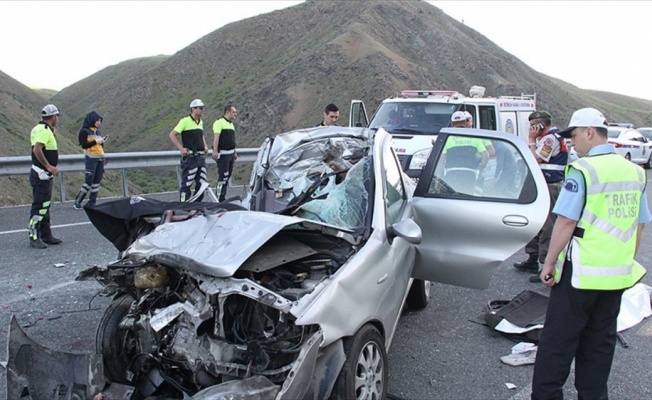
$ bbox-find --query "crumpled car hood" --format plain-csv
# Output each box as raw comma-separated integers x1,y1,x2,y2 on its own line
126,210,352,277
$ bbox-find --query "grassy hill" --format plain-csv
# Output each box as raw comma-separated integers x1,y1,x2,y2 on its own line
1,0,651,206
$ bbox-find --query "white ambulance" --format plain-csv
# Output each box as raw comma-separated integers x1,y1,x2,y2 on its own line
349,86,536,177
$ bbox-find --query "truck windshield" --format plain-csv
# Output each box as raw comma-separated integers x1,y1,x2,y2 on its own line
369,102,458,135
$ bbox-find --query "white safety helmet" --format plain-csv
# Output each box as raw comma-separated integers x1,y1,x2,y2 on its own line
41,104,60,117
189,99,205,108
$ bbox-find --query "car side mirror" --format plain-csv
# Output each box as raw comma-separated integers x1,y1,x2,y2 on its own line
391,219,422,244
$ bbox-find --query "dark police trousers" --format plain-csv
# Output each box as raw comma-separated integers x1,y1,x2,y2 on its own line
215,153,235,203
74,156,105,206
531,259,624,400
179,154,207,202
28,169,54,240
525,182,561,263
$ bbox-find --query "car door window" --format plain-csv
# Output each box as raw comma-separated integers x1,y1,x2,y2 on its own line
383,145,406,225
411,130,549,289
624,130,637,140
478,106,497,130
427,135,532,202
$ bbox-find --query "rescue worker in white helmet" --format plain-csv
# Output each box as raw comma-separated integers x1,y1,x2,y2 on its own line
169,99,209,202
28,104,62,248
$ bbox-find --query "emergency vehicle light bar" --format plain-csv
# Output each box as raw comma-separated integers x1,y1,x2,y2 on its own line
401,90,460,98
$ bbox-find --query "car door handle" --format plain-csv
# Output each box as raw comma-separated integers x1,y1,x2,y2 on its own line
502,215,530,227
377,274,388,284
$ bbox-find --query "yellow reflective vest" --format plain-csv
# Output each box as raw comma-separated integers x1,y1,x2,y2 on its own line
556,154,647,290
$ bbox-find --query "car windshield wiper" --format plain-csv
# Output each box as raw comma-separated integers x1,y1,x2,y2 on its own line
278,170,349,215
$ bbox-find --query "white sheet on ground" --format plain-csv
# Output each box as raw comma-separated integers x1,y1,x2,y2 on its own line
617,283,652,332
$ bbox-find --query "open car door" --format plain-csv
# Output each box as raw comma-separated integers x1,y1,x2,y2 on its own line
410,127,550,289
349,100,368,127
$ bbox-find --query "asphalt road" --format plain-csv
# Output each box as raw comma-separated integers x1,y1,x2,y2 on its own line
0,186,651,399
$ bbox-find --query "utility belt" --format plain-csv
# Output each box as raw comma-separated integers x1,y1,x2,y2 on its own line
218,149,236,155
184,150,206,158
31,165,52,180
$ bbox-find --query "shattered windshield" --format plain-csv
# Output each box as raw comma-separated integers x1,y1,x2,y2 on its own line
369,101,458,135
260,136,371,229
295,157,370,229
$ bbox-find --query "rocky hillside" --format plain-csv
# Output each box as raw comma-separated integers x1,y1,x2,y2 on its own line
2,0,652,205
49,0,652,151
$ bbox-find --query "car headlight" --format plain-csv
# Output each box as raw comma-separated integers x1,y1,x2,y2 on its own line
408,148,432,170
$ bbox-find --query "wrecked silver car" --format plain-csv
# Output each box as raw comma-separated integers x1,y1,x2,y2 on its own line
7,126,550,399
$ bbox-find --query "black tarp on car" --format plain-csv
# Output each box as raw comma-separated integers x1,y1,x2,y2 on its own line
84,197,245,251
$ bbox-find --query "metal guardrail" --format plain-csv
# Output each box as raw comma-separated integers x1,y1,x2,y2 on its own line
0,149,259,202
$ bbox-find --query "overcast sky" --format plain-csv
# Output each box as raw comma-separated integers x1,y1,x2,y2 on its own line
1,1,650,101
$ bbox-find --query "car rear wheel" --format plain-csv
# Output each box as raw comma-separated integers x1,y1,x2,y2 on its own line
625,152,632,161
644,155,652,169
332,324,387,400
406,279,431,310
96,294,139,383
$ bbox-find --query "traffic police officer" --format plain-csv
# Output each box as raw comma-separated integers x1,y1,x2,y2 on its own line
28,104,62,249
212,104,238,202
169,99,209,202
514,110,569,282
531,108,651,399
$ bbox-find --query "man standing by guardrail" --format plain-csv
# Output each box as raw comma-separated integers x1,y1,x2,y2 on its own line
212,104,238,202
28,104,62,249
169,99,209,202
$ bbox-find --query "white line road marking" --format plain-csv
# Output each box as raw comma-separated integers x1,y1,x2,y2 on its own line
0,221,91,235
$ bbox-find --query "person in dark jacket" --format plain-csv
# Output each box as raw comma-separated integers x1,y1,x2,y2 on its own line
73,111,106,209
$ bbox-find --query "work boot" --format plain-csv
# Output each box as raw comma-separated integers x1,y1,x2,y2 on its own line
30,238,48,249
513,255,539,272
87,192,98,207
42,235,62,245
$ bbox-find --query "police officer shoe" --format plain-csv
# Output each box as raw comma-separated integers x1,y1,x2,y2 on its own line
513,256,539,272
73,202,83,210
30,238,48,249
42,236,62,245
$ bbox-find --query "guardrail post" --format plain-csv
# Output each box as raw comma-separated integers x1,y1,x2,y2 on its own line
122,169,129,197
58,172,66,203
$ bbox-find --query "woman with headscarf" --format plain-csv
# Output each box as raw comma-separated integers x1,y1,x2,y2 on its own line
73,111,106,209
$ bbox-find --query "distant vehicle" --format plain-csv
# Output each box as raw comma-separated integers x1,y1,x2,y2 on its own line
608,122,634,129
349,85,536,177
607,127,652,168
568,144,579,163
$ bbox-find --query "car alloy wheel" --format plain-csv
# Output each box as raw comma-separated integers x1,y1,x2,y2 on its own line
332,324,387,400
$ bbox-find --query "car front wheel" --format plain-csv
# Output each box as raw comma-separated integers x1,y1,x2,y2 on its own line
332,324,387,400
96,294,139,383
406,279,431,310
644,154,652,169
